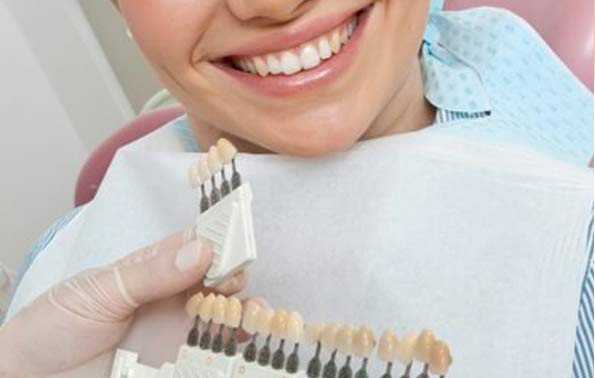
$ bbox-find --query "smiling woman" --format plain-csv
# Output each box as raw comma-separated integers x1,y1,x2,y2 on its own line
116,0,435,156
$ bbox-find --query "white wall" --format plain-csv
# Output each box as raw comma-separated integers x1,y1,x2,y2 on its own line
0,1,132,271
79,0,163,114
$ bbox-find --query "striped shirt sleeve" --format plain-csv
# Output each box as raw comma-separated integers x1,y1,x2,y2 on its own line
572,210,594,378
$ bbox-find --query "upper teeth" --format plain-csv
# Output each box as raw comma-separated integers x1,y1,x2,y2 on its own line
233,16,359,77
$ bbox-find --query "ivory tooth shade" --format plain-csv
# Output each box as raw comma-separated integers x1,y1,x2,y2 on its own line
336,325,355,355
185,292,204,317
217,138,238,164
242,302,261,334
257,308,275,336
212,295,227,325
354,325,375,358
429,340,452,375
198,293,216,322
378,330,398,362
207,146,223,173
225,297,243,328
396,332,418,365
320,323,342,349
414,329,435,363
305,323,326,345
286,312,305,343
271,309,289,339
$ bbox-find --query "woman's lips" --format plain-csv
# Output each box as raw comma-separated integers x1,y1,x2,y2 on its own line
212,5,373,97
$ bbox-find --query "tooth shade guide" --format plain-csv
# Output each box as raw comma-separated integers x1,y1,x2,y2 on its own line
217,138,238,163
429,340,452,376
286,312,305,343
212,295,227,325
305,322,326,345
414,329,435,363
257,308,275,336
396,332,417,365
320,322,342,348
271,309,289,339
336,325,356,355
226,297,243,328
242,302,261,335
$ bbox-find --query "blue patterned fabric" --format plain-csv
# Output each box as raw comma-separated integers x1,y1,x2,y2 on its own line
11,6,594,377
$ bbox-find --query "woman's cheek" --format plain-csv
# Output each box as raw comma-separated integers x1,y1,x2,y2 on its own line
120,0,218,65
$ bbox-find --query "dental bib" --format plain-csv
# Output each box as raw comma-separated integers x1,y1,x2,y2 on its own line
8,123,593,378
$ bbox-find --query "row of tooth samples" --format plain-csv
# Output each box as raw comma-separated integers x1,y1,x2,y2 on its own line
241,303,306,373
377,329,452,378
309,323,375,378
186,295,452,377
185,293,243,356
188,138,241,213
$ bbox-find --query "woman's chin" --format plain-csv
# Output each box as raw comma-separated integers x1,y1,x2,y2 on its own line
269,125,363,157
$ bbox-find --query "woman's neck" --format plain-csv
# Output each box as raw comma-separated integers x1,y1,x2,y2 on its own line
189,59,434,154
362,59,436,140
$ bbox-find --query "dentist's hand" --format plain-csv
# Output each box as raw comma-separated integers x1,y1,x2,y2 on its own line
0,228,247,378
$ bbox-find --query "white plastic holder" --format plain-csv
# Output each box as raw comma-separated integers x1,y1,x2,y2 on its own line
110,345,308,378
197,183,257,287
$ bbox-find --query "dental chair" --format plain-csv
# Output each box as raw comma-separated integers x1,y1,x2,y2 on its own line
74,0,594,207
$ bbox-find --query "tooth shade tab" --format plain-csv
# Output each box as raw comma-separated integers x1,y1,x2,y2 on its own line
212,295,227,325
286,312,305,343
188,164,201,188
207,146,223,173
226,297,243,328
242,302,261,334
395,332,417,364
305,322,326,345
336,325,355,355
216,138,238,164
185,293,204,317
271,309,289,338
378,330,398,362
354,325,375,358
429,340,452,375
198,293,216,321
198,157,211,183
414,329,435,363
320,323,342,349
257,308,275,336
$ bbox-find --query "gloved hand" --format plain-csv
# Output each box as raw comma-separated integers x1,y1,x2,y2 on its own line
0,227,247,378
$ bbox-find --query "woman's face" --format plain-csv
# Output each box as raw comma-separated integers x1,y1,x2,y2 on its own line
117,0,431,155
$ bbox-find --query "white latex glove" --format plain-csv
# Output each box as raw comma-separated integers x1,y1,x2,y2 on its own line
0,227,247,378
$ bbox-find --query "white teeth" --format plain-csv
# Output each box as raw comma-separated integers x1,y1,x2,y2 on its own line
280,51,302,75
253,57,269,77
318,38,332,60
340,28,349,45
330,31,342,54
245,60,256,74
300,44,321,70
348,18,357,37
266,54,282,74
233,14,359,77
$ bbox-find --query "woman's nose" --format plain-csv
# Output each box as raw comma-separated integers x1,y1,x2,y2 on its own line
226,0,313,23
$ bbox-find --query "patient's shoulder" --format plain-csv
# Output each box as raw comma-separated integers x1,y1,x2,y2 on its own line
436,7,593,165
